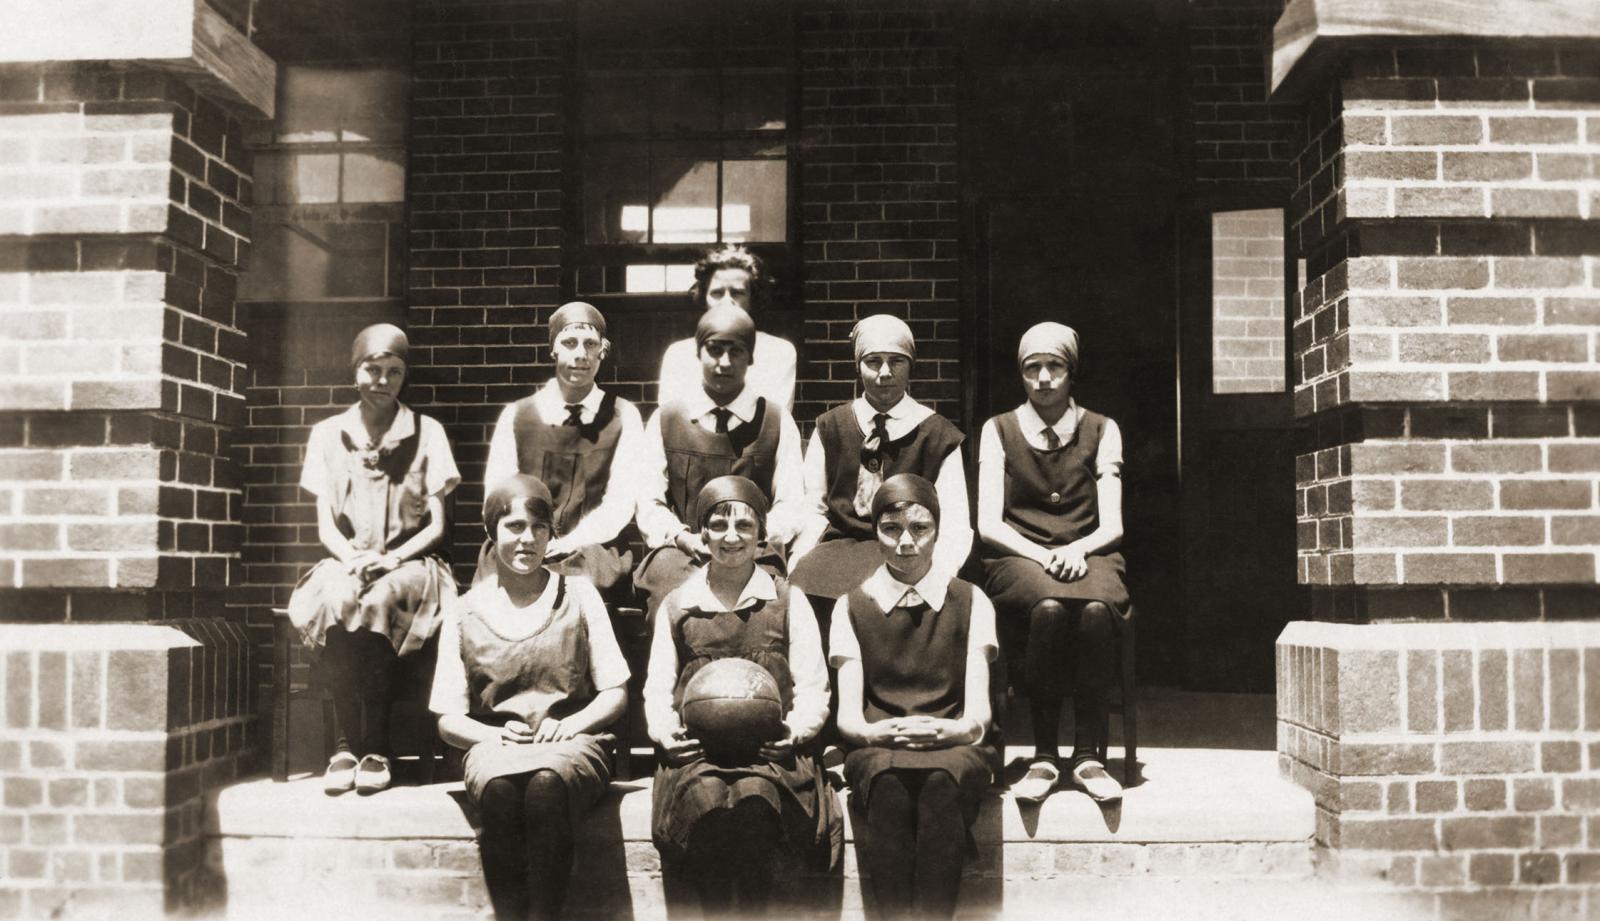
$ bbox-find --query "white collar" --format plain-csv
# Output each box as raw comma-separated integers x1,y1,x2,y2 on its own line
861,563,949,612
1015,398,1081,444
685,383,763,424
535,378,605,416
851,394,933,436
337,402,415,450
679,565,779,613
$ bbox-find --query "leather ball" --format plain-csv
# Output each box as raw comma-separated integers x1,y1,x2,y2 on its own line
680,658,784,755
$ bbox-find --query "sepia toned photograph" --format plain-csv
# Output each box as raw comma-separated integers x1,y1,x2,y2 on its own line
1,0,1599,918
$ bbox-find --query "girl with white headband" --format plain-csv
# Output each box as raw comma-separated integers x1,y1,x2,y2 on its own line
976,322,1128,805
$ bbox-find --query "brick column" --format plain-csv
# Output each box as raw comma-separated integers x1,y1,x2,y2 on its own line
797,1,961,424
0,2,274,913
1270,0,1600,908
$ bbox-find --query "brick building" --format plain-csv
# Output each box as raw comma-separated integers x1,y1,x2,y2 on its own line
2,0,1599,917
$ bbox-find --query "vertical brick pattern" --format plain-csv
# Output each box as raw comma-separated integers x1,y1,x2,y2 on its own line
0,622,252,916
1188,0,1298,187
1284,47,1600,612
1280,622,1600,902
0,65,251,613
796,2,961,423
1212,208,1287,393
407,0,569,565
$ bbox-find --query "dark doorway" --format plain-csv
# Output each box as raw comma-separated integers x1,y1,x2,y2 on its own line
965,0,1296,691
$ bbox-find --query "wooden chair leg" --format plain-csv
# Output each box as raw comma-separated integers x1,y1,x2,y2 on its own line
1119,618,1138,786
272,615,290,783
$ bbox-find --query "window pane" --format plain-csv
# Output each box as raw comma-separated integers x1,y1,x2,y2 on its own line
278,66,406,144
341,150,405,202
254,151,341,204
652,71,720,135
652,158,718,243
723,69,786,132
240,221,388,301
722,159,786,242
1211,208,1286,395
584,72,650,136
625,264,668,293
584,144,649,244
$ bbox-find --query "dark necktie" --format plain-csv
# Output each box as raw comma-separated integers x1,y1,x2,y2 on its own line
712,407,733,434
563,404,584,426
864,412,891,472
1043,427,1062,450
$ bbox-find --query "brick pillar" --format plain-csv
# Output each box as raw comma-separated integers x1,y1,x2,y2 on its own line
1270,0,1600,909
0,3,274,913
797,1,961,423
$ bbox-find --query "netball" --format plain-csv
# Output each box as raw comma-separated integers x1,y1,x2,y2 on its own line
679,658,785,753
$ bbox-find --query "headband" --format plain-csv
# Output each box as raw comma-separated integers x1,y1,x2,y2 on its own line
851,314,916,362
694,304,757,353
1016,321,1080,373
350,323,409,368
695,475,770,530
482,474,555,538
549,301,607,347
870,473,941,524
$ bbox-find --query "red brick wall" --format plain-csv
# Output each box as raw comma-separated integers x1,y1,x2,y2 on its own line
1212,208,1289,392
1188,0,1298,188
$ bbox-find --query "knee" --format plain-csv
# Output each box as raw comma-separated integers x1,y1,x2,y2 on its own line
1029,599,1069,628
1079,602,1115,639
524,770,571,822
919,770,961,809
868,771,913,812
480,777,522,822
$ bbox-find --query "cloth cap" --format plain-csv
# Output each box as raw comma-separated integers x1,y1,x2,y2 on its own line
694,304,757,353
1016,321,1081,374
851,314,916,362
696,475,770,530
483,474,555,538
351,323,409,368
870,473,940,525
548,301,607,347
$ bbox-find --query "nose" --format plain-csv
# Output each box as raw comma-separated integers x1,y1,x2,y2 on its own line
897,531,917,553
1037,368,1053,385
715,352,732,369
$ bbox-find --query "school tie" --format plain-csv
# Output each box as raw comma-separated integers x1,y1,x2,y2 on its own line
1043,427,1062,450
863,413,891,472
711,407,733,434
563,404,584,426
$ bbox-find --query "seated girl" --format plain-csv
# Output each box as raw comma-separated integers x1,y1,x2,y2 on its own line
831,474,998,921
288,323,460,796
976,322,1127,804
790,313,972,603
643,476,841,917
429,474,630,921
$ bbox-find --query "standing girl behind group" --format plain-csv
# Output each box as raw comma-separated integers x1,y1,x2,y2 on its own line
431,474,630,921
644,476,841,918
288,323,460,796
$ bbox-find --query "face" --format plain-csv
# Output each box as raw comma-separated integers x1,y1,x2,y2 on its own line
876,503,938,584
704,268,752,311
355,353,406,409
703,502,761,569
1021,353,1073,411
859,352,911,410
699,338,752,399
551,324,606,390
493,505,552,576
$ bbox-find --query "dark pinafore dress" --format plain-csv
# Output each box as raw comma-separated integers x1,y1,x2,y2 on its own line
475,392,632,588
790,406,965,599
456,575,617,811
980,409,1130,619
651,579,842,868
842,579,998,828
634,398,786,608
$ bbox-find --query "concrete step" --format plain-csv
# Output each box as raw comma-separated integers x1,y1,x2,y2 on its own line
206,743,1320,920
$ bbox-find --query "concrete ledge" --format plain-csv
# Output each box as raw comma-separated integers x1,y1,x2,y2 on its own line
1270,0,1600,98
1279,619,1600,651
0,0,276,117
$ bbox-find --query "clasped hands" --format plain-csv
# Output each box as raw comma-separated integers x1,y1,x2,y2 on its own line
1041,542,1088,582
865,715,978,751
344,550,401,583
498,718,578,745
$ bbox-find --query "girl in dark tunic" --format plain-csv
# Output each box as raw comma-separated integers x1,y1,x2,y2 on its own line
643,476,841,917
288,323,461,795
830,474,999,921
790,313,973,601
430,474,630,921
977,322,1127,804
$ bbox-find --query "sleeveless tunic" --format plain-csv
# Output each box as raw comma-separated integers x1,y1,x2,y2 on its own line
841,578,996,826
651,577,841,868
791,407,964,599
980,408,1130,618
287,404,455,656
454,575,617,807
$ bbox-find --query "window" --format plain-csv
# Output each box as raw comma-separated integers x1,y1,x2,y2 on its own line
575,0,792,298
1210,208,1287,395
238,66,408,304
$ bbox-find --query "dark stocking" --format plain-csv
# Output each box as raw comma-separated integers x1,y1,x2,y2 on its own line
320,629,396,758
1024,599,1072,761
685,797,782,917
861,771,917,918
477,771,575,921
1070,601,1117,767
912,771,967,919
